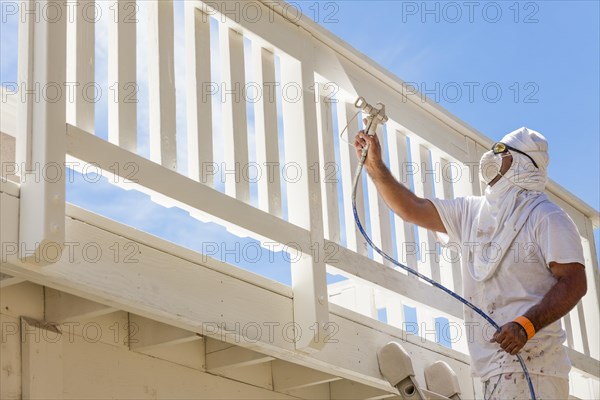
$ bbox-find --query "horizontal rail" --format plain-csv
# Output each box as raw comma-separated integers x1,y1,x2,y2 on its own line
66,124,311,252
326,242,462,319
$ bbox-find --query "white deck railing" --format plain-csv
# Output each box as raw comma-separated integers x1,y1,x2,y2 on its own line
5,0,599,396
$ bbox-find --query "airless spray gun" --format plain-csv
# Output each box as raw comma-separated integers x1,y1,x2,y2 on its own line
354,96,388,168
351,97,388,198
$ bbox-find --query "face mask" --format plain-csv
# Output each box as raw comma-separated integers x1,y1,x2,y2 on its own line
479,150,502,184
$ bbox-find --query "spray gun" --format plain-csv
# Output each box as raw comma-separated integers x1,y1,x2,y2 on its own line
354,96,388,168
355,96,388,130
352,97,388,189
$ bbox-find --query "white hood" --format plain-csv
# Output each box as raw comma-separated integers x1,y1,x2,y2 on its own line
468,127,550,282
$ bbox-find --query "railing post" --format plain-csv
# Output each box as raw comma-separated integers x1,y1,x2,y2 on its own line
280,30,329,352
17,0,67,265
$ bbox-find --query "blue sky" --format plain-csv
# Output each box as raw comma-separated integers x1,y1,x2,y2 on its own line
0,1,598,346
313,1,599,209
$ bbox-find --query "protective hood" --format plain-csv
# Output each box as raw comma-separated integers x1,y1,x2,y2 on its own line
499,126,549,192
467,127,550,282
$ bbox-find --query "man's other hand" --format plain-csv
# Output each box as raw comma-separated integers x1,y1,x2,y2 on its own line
491,322,528,355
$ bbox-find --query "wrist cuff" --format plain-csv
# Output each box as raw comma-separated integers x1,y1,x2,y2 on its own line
513,316,536,340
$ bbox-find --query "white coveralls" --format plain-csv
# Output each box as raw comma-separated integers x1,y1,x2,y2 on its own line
430,127,585,399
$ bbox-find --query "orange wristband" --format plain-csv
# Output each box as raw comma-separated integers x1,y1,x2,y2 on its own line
513,316,536,340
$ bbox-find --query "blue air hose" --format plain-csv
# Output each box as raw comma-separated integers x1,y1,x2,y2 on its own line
352,120,536,400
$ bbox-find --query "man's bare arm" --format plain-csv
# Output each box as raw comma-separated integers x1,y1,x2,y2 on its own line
523,262,587,332
354,131,446,233
492,261,587,355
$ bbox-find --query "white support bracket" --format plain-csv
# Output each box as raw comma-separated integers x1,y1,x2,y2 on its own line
424,361,461,400
17,0,67,265
378,342,461,400
378,341,427,399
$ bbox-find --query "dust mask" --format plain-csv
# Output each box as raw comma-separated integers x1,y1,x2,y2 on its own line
479,150,502,184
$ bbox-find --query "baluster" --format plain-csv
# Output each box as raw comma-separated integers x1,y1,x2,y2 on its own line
315,84,340,243
365,123,394,266
431,150,462,293
337,101,367,256
387,127,418,275
252,43,281,216
454,136,482,197
581,219,600,359
108,0,136,152
148,0,177,170
185,3,212,185
67,0,95,135
384,293,406,330
219,24,249,202
567,304,585,353
410,140,440,282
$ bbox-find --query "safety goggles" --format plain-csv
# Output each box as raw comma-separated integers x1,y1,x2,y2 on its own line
491,142,538,169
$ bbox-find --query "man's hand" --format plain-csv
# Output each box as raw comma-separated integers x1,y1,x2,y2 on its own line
351,125,447,233
354,128,383,172
491,322,528,355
